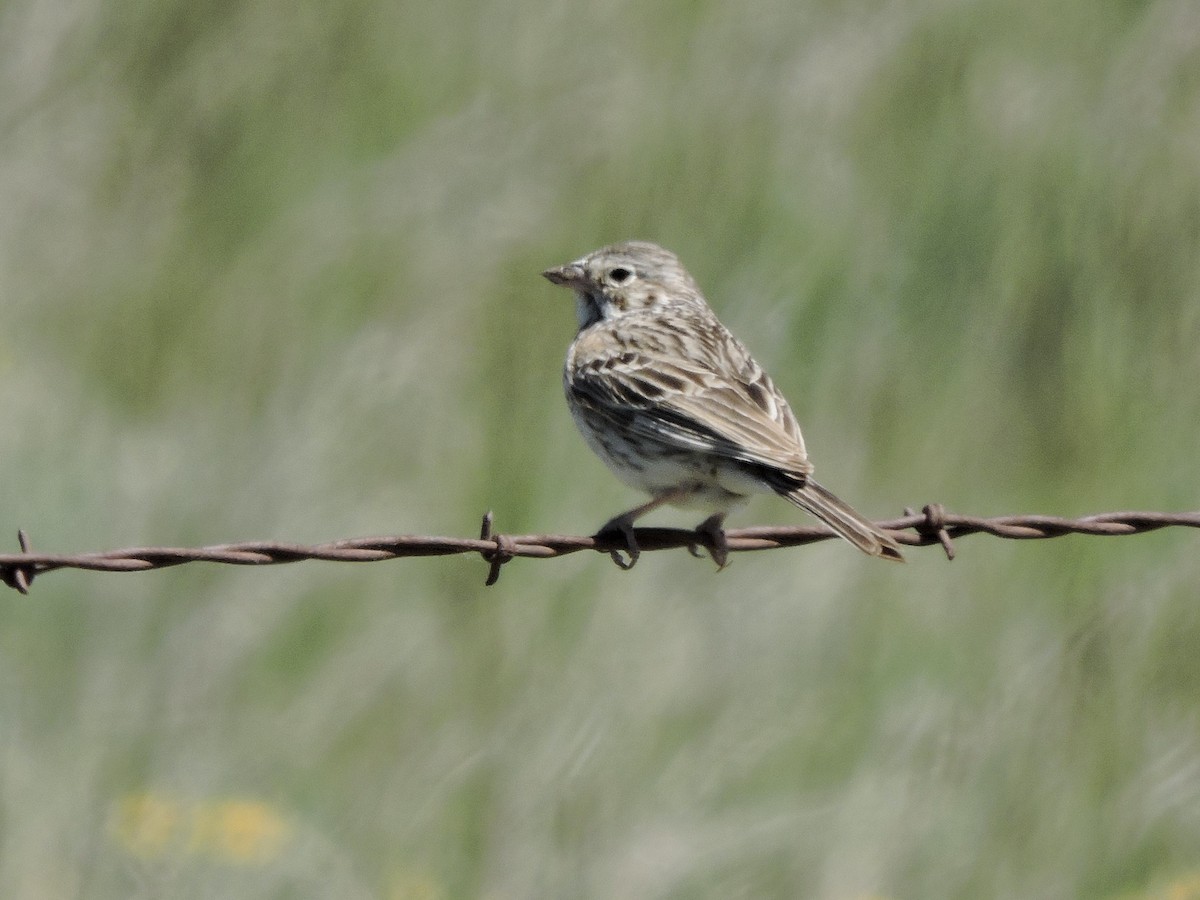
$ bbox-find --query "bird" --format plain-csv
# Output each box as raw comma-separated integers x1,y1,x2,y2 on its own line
542,240,904,569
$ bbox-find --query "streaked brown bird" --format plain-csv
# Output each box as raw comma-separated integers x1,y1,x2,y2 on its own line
543,240,903,568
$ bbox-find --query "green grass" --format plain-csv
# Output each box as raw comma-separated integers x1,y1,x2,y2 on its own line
2,0,1199,896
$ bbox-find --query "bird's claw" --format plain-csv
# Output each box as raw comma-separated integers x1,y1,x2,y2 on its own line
608,548,638,570
599,519,641,571
696,515,729,570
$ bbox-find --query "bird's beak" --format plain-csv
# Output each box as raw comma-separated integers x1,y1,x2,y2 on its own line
542,263,585,286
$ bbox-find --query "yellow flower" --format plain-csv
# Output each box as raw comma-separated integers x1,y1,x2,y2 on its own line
1166,871,1200,900
190,799,290,864
111,792,290,865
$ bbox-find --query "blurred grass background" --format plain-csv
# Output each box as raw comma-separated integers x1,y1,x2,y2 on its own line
2,0,1199,896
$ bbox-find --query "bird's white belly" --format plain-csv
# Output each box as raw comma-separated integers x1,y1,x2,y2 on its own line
571,409,765,511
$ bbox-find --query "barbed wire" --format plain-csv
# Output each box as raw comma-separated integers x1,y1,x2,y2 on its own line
0,506,1196,593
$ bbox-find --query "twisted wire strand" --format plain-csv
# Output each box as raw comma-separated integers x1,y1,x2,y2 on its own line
1,507,1196,592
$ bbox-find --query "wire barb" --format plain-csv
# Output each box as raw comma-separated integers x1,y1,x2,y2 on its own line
0,508,1196,593
907,504,956,560
479,511,516,586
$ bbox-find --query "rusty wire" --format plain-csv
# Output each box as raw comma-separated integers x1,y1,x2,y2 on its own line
0,506,1197,593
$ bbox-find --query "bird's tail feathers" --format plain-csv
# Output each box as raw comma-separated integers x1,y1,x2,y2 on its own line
784,478,904,562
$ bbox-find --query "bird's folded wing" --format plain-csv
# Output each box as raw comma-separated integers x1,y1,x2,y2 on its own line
567,352,812,476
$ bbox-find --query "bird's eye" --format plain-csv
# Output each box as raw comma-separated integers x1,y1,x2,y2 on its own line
608,267,633,284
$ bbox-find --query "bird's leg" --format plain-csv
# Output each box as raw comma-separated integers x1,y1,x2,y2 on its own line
596,491,684,570
695,513,729,569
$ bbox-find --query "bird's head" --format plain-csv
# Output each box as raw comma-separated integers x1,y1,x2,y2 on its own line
543,241,702,330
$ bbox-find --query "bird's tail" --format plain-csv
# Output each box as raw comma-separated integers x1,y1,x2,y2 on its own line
783,478,904,562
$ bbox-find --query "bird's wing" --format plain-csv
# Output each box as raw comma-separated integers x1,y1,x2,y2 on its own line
566,322,813,476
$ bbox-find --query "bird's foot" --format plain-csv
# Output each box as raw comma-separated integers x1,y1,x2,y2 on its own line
695,514,729,570
597,515,640,570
